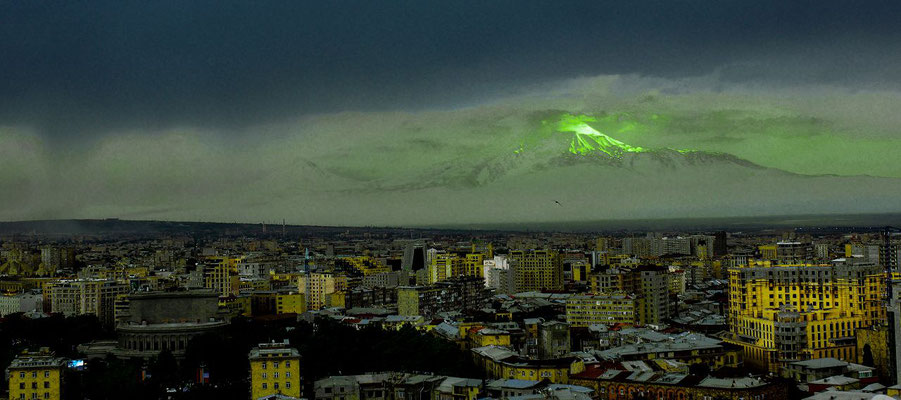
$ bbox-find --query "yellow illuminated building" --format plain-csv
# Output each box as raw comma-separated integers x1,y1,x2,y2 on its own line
587,265,670,325
269,272,302,288
723,259,885,373
204,256,242,297
6,348,66,400
758,245,777,260
251,291,307,316
472,346,584,384
463,253,485,278
220,295,252,317
249,341,302,400
428,253,461,284
573,262,590,282
343,256,390,276
509,250,563,292
275,292,306,314
428,253,487,284
240,278,271,292
470,328,512,348
298,272,342,310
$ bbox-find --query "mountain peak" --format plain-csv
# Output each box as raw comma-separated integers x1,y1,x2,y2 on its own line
549,113,694,158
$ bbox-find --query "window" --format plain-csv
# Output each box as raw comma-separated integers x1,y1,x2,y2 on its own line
262,372,267,379
43,394,49,399
274,383,280,389
286,372,291,378
261,362,267,369
19,372,24,379
262,383,268,389
31,372,37,378
286,382,292,388
286,361,291,368
32,382,37,389
273,361,279,368
43,371,49,378
19,383,24,389
43,382,49,388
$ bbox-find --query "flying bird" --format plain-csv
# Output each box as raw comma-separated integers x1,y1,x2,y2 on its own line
555,200,563,207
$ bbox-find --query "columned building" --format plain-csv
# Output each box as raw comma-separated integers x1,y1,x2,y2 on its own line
113,290,228,359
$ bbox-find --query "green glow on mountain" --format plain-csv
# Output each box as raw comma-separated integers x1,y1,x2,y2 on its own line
555,114,648,157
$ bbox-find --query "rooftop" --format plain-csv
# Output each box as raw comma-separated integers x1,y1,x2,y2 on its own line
697,377,767,389
790,358,848,370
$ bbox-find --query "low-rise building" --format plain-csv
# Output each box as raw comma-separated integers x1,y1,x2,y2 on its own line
596,333,741,371
570,364,788,400
5,348,67,400
314,372,446,400
249,340,302,400
471,345,585,384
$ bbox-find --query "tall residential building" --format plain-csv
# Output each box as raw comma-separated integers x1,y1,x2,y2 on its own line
509,250,563,293
47,279,129,327
587,265,670,325
462,253,485,279
249,340,302,400
723,258,885,373
297,272,339,311
487,268,513,295
40,246,75,273
814,243,831,261
426,253,486,285
483,256,509,288
5,348,67,400
402,243,425,271
562,253,591,283
760,242,813,264
203,256,242,297
714,231,728,257
397,276,488,317
427,253,460,284
635,265,670,325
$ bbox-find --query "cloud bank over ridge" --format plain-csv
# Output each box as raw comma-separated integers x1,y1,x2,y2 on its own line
3,74,901,226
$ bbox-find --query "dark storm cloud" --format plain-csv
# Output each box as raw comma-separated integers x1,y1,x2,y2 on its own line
1,0,900,140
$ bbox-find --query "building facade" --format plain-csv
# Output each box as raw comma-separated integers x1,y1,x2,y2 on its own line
509,250,563,292
565,294,637,327
5,349,67,400
723,258,885,373
249,341,302,400
47,279,129,327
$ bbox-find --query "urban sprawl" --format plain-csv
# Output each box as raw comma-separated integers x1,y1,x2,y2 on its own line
0,225,899,400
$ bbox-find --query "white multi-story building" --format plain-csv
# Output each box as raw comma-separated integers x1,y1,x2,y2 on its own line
0,292,43,316
47,279,129,326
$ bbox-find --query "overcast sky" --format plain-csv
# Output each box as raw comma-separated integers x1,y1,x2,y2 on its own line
2,1,901,225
